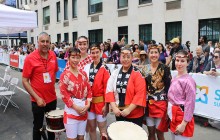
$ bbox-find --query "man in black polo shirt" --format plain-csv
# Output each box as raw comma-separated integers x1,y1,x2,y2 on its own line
166,38,183,70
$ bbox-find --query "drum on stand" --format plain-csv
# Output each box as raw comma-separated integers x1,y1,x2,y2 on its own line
107,121,148,140
45,109,65,131
45,109,65,140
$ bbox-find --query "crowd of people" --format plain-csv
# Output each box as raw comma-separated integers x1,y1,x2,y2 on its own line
21,32,220,140
4,34,220,77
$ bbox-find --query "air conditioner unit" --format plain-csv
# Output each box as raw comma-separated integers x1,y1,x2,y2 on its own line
91,15,99,22
63,21,69,27
118,10,128,17
44,25,49,30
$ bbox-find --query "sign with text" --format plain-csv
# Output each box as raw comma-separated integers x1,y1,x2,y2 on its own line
10,54,19,68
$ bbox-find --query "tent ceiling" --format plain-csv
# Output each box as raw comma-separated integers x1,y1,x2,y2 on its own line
0,4,37,34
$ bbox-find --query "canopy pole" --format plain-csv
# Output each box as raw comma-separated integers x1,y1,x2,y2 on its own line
7,34,10,49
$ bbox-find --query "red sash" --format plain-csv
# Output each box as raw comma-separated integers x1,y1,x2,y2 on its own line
170,105,194,137
63,111,87,124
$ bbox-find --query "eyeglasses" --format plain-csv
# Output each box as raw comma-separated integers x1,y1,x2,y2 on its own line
214,55,219,59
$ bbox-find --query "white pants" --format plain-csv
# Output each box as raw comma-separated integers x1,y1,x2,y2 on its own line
88,111,106,122
171,132,190,140
146,117,161,128
64,120,87,139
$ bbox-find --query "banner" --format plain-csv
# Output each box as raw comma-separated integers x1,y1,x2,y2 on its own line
10,54,19,68
56,59,67,79
192,73,220,120
19,55,26,69
3,53,10,65
0,52,3,63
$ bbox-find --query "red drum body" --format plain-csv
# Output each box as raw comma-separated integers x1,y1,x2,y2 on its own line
45,110,64,130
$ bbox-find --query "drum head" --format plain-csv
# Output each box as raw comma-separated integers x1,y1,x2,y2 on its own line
107,121,148,140
47,110,64,118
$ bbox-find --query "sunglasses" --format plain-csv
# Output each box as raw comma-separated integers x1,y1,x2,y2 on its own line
214,55,219,59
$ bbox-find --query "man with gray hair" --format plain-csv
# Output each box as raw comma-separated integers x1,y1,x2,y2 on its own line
187,46,205,73
22,32,58,140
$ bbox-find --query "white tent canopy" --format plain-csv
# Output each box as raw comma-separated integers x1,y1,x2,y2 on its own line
0,4,37,34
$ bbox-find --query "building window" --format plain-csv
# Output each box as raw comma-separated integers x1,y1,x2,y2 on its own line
199,18,220,43
139,0,152,5
35,10,38,26
88,0,102,15
17,0,19,8
88,29,103,45
30,0,32,3
56,2,61,22
25,0,27,5
64,33,69,43
31,37,34,43
57,34,61,43
118,26,128,44
72,0,77,18
64,0,68,20
72,32,78,45
139,24,152,43
43,6,50,25
21,0,22,5
165,21,182,42
118,0,128,9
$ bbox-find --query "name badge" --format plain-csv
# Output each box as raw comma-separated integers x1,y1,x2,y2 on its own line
43,72,52,83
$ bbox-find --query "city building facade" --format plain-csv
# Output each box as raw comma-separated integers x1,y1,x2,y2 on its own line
17,0,220,50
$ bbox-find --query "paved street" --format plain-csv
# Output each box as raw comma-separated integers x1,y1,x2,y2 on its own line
0,65,219,140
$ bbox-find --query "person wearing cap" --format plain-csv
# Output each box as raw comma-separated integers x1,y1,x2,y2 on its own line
145,44,171,140
105,47,146,127
135,50,150,77
138,50,149,65
166,37,183,70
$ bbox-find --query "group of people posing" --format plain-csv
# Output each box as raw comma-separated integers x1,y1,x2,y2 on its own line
59,35,196,140
23,32,197,140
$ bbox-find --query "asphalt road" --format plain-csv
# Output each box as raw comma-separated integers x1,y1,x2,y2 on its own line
0,64,219,140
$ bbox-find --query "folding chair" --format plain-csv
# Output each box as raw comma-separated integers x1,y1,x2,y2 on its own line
0,77,19,112
0,74,11,91
2,66,11,78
